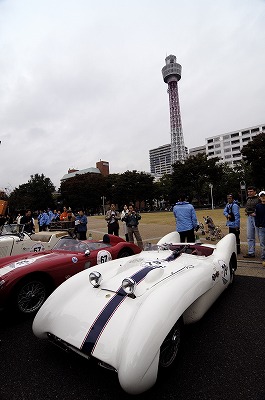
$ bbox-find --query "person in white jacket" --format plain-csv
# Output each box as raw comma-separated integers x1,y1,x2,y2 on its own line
120,205,129,241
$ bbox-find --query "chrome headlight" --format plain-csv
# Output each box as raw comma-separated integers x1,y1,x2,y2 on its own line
89,271,102,287
122,278,136,295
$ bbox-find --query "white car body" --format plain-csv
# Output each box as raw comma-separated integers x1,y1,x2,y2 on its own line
0,225,66,257
33,232,237,395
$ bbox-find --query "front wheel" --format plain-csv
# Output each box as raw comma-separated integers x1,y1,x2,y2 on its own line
14,278,48,315
159,319,182,368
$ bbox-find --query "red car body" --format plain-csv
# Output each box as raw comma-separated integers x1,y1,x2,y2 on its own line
0,234,141,315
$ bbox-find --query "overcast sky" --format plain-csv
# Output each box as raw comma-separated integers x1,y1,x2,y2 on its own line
1,0,265,191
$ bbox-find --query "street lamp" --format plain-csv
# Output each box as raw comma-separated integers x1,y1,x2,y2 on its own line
209,184,214,210
101,196,106,215
240,180,246,206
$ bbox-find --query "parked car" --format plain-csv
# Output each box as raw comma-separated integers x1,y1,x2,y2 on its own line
0,224,65,257
33,231,237,395
0,234,141,315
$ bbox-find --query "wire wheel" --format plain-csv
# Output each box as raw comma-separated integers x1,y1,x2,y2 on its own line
159,320,182,368
16,279,47,314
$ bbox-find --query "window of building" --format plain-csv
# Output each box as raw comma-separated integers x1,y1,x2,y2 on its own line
251,128,259,133
208,151,214,156
223,135,229,140
207,139,213,143
215,150,221,154
242,137,250,142
231,139,240,144
213,137,220,142
232,153,241,158
208,145,214,149
225,155,231,159
232,146,241,151
231,132,239,138
223,141,230,146
242,130,250,135
215,143,221,148
224,148,231,153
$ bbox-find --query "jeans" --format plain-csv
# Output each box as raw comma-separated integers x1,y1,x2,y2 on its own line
257,227,265,260
127,226,143,249
179,229,195,243
247,216,257,255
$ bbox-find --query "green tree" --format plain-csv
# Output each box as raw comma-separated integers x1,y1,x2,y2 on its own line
8,174,55,212
241,132,265,189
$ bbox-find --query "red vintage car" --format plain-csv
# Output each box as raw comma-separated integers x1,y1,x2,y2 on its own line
0,234,141,315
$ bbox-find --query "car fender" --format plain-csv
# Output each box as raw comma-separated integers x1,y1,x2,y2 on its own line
109,266,214,394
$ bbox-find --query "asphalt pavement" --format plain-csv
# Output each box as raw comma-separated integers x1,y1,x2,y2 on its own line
1,275,265,400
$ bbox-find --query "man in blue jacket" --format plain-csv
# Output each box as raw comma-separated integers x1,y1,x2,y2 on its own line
173,195,198,243
223,193,241,254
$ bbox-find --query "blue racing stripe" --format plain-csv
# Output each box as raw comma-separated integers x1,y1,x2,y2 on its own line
81,266,156,355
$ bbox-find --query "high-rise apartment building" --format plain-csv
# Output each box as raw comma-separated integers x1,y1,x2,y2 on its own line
206,123,265,166
149,144,171,176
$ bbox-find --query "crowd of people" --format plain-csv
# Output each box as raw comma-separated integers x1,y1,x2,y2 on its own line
172,186,265,266
1,189,265,263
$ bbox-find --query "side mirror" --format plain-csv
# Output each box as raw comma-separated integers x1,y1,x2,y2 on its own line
85,249,90,257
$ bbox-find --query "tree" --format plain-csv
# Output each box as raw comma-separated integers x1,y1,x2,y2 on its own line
171,154,223,205
241,132,265,189
8,174,55,212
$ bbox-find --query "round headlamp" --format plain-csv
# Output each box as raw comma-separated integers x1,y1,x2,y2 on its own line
89,271,102,287
122,278,136,295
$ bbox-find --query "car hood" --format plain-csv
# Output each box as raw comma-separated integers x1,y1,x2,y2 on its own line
33,250,214,351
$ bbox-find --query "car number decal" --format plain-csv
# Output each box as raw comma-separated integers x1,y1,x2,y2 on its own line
97,250,112,264
0,254,51,276
30,243,45,252
81,265,157,356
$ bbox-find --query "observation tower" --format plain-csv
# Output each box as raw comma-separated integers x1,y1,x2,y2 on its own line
162,55,186,166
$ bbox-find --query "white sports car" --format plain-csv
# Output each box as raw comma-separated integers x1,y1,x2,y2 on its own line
0,224,65,257
33,232,237,395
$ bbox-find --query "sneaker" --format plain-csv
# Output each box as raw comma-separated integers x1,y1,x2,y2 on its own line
243,254,255,258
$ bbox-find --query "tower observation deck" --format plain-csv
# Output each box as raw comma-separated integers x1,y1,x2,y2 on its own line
162,55,186,167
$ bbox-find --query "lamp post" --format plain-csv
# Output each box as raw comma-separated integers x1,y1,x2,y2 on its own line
240,180,246,206
101,196,106,215
209,184,214,210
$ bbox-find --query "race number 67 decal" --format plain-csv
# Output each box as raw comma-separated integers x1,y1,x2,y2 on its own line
97,250,112,264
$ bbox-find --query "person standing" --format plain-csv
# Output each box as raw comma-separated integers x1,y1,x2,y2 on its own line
243,186,259,258
120,204,129,241
20,210,35,234
105,204,120,236
123,204,143,249
173,195,198,243
38,210,49,232
255,191,265,267
223,194,241,254
75,209,87,240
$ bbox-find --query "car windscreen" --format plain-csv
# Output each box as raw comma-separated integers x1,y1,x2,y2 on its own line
52,237,111,252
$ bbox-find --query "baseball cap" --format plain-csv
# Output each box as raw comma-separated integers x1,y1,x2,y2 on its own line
259,191,265,196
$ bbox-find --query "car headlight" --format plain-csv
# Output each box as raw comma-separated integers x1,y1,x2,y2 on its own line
89,271,102,287
122,278,136,295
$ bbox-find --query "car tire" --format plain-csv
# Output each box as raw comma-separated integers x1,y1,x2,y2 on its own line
118,248,133,258
13,277,49,315
229,253,237,284
159,319,182,368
